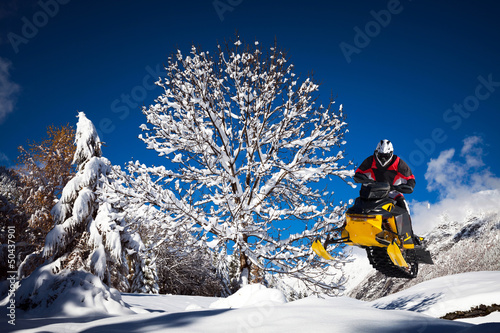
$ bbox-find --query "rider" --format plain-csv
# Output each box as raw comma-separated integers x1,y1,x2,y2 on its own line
353,139,418,244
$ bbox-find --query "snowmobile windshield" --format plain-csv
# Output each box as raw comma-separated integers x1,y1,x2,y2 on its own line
359,182,390,200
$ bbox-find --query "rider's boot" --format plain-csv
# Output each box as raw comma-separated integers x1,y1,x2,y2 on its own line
395,212,415,246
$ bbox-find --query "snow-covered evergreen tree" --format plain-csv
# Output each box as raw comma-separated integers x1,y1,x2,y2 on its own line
117,39,354,295
42,112,158,293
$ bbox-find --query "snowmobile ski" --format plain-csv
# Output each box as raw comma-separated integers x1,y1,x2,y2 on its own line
312,239,334,260
387,241,408,268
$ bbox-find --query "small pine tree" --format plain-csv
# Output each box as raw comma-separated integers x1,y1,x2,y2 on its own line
42,112,158,293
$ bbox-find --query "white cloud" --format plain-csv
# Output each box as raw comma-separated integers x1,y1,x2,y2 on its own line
411,189,500,235
425,148,464,194
460,135,485,168
411,136,500,234
0,57,21,123
424,136,500,198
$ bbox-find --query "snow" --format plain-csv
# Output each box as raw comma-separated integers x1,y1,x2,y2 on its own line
458,312,500,325
72,112,102,169
121,293,218,314
90,245,107,280
2,264,133,321
209,283,286,309
3,271,499,332
371,271,500,318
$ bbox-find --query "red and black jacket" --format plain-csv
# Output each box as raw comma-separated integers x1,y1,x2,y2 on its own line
354,154,416,189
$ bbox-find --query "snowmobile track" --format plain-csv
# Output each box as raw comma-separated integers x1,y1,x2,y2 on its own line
366,247,418,279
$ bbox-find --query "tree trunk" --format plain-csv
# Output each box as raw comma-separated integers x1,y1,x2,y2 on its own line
238,235,251,286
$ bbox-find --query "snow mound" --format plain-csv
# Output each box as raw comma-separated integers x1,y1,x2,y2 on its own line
209,284,287,309
9,262,134,317
371,271,500,318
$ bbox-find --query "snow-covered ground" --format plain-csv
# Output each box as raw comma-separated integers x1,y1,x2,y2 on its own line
371,271,500,318
2,271,499,333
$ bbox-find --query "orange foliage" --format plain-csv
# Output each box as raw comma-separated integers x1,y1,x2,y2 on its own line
16,124,76,242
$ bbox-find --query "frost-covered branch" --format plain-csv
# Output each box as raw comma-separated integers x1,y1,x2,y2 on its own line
127,39,354,294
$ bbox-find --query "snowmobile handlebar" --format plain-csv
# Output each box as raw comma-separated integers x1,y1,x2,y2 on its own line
393,184,413,194
353,174,413,193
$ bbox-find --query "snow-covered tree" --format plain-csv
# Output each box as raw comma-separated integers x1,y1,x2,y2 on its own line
2,125,76,279
0,166,24,231
16,124,76,237
98,182,228,295
119,39,353,294
0,166,28,282
41,112,158,293
154,241,227,296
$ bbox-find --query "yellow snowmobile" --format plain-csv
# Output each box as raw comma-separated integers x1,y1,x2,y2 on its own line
312,182,433,279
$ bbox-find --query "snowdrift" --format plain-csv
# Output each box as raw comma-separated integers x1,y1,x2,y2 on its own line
1,262,134,320
2,271,499,332
371,271,500,319
209,283,287,309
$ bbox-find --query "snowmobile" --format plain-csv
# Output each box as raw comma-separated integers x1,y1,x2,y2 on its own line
312,181,433,279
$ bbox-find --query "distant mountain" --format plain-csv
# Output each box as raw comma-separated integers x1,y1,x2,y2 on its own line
346,207,500,301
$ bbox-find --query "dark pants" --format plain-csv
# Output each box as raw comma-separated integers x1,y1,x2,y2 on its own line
393,195,415,244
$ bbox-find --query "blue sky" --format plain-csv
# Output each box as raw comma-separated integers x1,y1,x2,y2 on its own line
1,0,499,207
